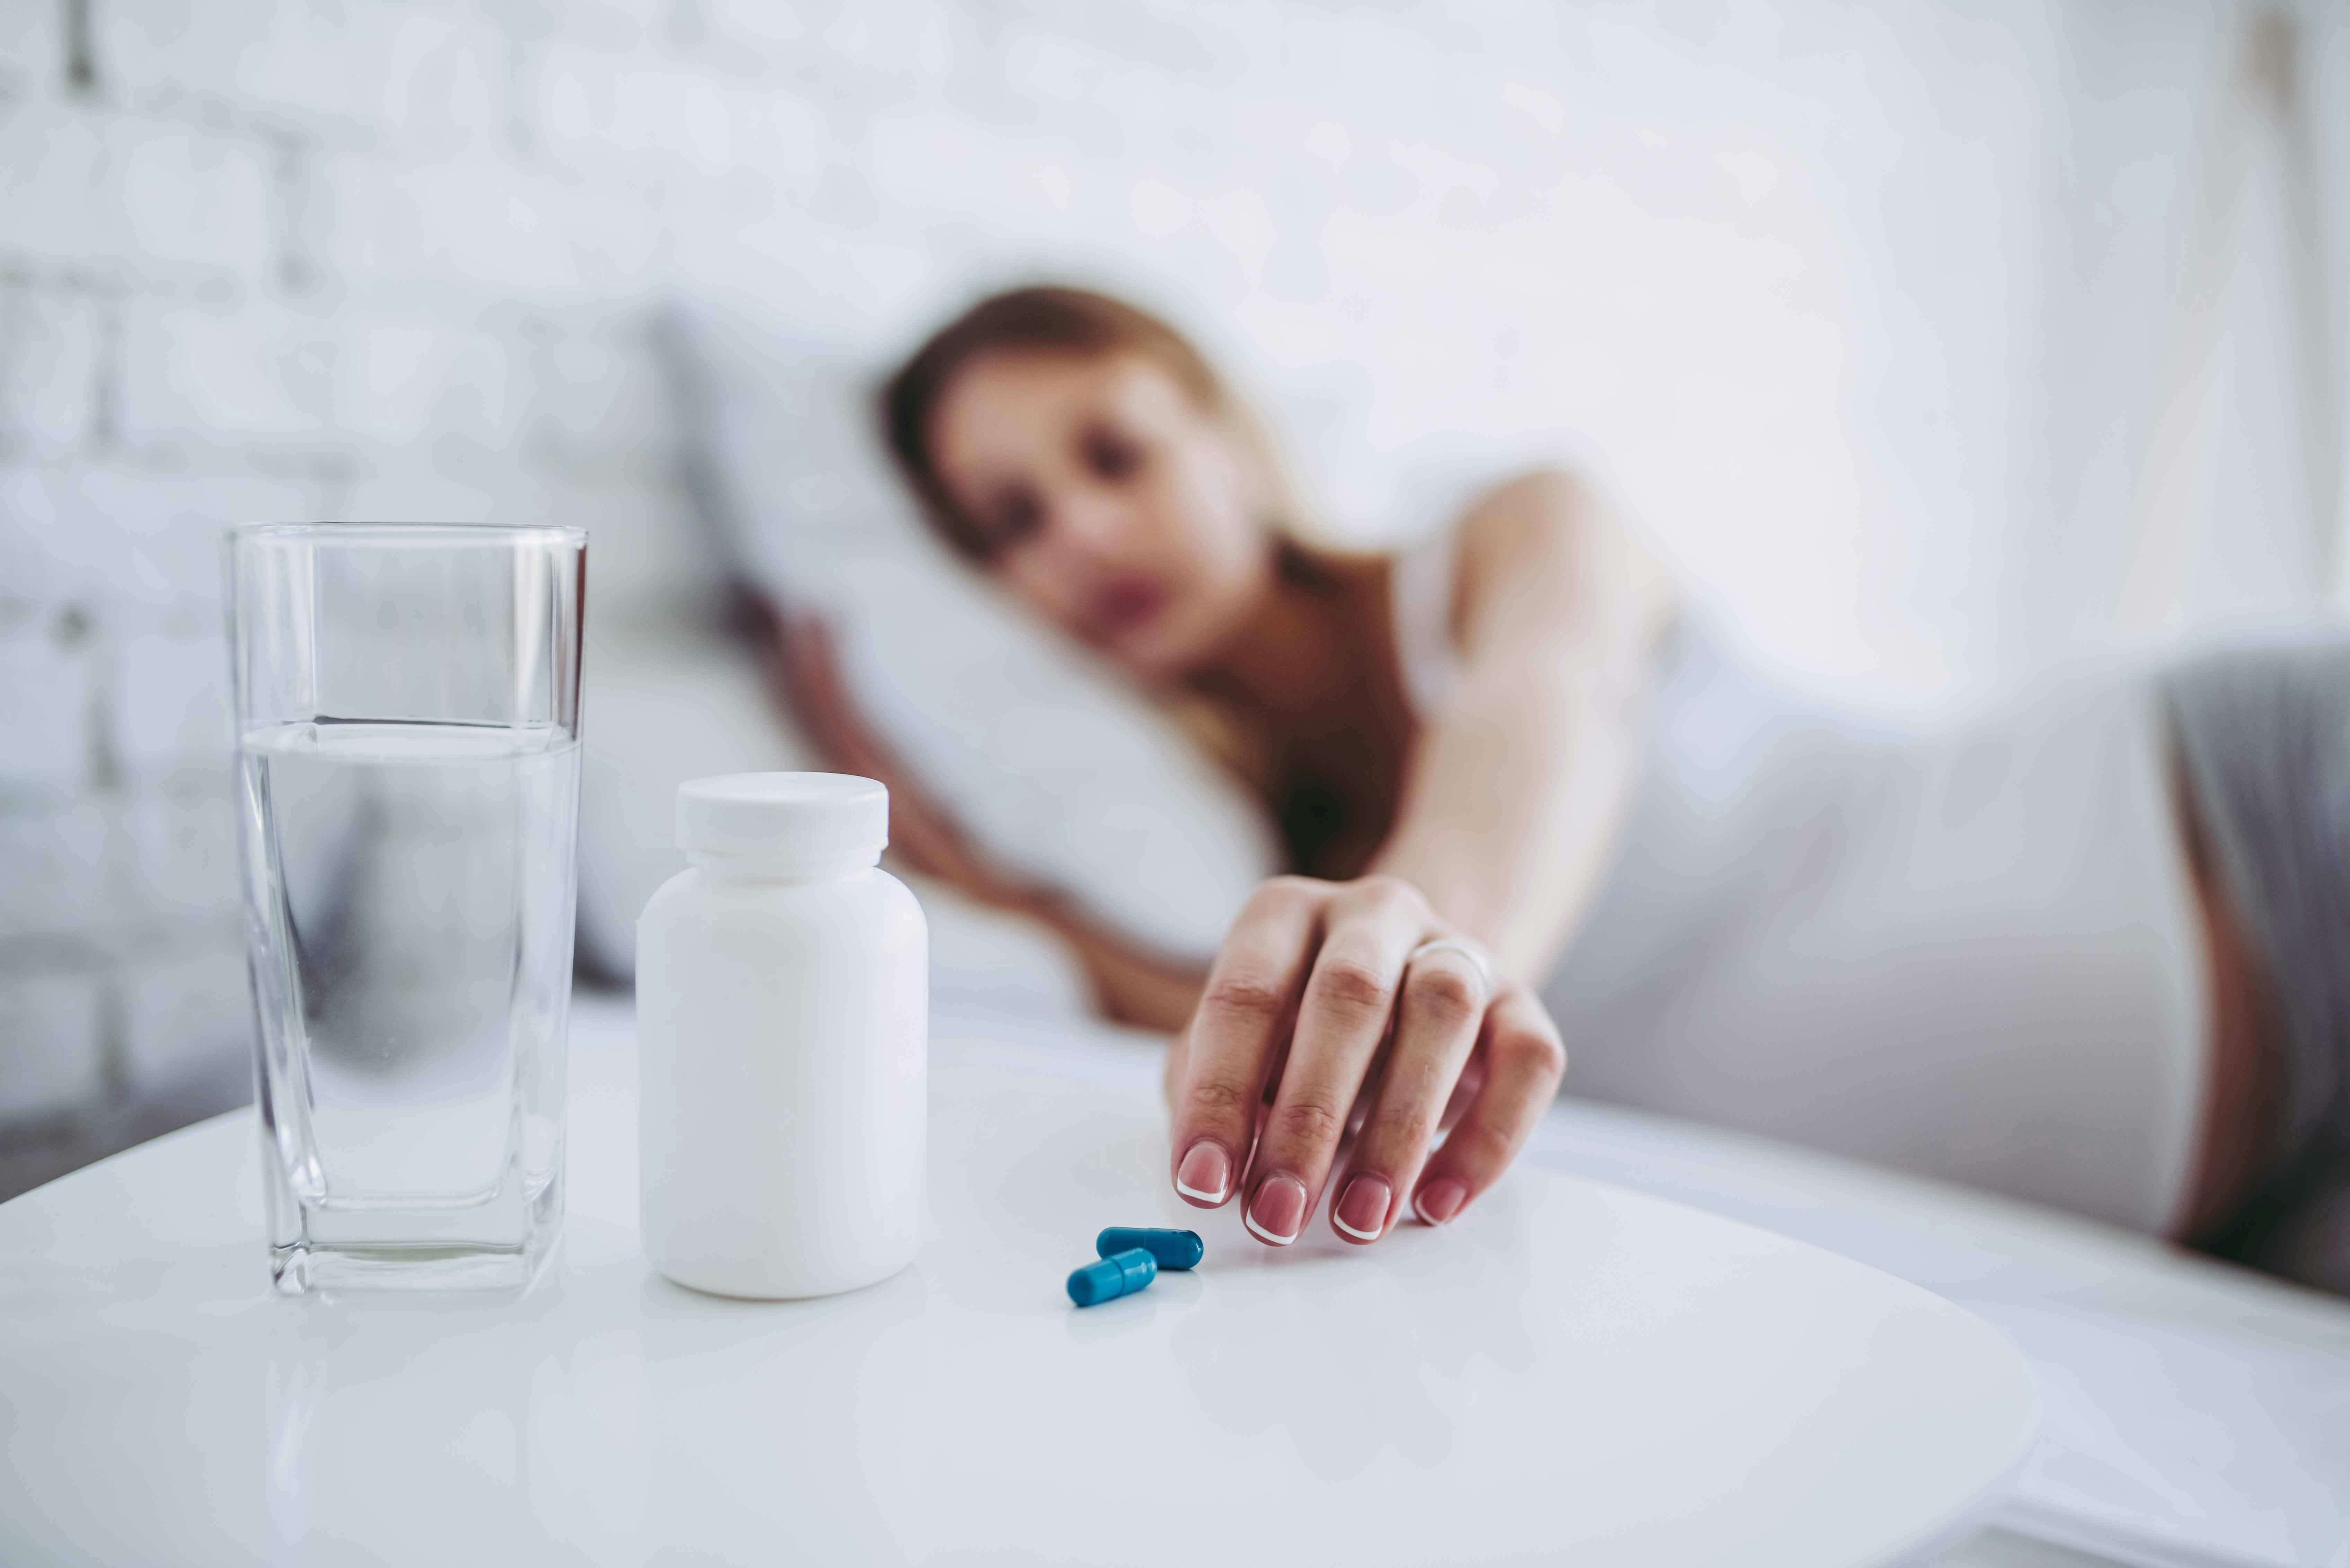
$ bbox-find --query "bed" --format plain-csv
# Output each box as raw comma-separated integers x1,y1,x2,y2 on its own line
568,313,2350,1565
574,632,2350,1568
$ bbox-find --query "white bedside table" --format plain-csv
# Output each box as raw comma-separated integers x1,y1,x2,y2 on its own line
0,1000,2036,1566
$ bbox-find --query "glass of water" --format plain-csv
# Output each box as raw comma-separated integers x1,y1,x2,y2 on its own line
228,523,586,1294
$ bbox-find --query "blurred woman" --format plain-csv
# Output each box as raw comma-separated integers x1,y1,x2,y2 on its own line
773,285,2346,1291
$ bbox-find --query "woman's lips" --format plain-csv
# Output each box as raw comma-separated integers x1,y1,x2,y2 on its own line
1084,577,1171,642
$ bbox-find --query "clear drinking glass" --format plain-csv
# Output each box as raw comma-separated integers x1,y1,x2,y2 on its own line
228,524,586,1294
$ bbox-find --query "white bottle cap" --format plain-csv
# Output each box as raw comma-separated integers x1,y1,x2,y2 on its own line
676,772,889,867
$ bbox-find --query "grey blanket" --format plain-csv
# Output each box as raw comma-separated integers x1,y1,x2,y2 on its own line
2163,636,2350,1291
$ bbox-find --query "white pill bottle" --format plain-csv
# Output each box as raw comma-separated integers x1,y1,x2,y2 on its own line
636,772,927,1298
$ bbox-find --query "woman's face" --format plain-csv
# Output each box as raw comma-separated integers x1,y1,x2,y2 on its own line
926,349,1276,682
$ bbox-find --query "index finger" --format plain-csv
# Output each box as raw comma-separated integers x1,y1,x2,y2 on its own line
1168,877,1326,1208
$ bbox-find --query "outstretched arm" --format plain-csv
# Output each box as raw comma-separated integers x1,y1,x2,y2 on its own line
1162,469,1673,1247
1373,468,1674,981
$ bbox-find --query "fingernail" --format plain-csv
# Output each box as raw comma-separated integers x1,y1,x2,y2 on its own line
1332,1175,1392,1241
1243,1174,1308,1245
1414,1179,1468,1226
1174,1141,1231,1205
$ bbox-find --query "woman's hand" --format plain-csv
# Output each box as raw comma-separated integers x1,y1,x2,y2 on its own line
1163,874,1567,1245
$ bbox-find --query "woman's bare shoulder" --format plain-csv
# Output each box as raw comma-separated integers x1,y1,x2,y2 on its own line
1447,467,1675,650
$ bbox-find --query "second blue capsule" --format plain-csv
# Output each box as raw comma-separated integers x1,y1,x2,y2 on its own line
1096,1226,1204,1270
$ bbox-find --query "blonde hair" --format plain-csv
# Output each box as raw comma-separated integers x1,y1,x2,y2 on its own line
879,284,1322,559
878,286,1375,856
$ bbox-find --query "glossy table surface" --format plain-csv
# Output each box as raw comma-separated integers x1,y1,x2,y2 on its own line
0,1000,2039,1567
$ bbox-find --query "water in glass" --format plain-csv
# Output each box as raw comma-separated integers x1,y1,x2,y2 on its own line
229,523,584,1293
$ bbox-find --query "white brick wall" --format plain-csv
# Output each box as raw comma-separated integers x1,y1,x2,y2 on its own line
110,624,236,780
299,151,662,298
3,0,2322,1180
0,0,59,86
125,297,535,458
0,623,98,789
0,97,276,281
118,937,249,1087
0,460,332,615
0,972,106,1120
0,279,106,449
94,0,515,151
0,798,111,943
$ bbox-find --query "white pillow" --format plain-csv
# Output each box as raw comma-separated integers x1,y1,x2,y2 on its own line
576,621,1091,1015
576,623,808,980
661,304,1280,965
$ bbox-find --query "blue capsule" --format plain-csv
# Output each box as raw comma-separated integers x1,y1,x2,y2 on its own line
1068,1247,1157,1307
1096,1226,1204,1271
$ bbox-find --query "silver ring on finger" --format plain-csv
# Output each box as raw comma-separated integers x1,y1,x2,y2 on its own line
1405,935,1493,998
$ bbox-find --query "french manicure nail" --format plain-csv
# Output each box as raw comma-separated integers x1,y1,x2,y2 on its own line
1332,1174,1392,1241
1174,1141,1231,1204
1243,1174,1308,1244
1414,1179,1468,1226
